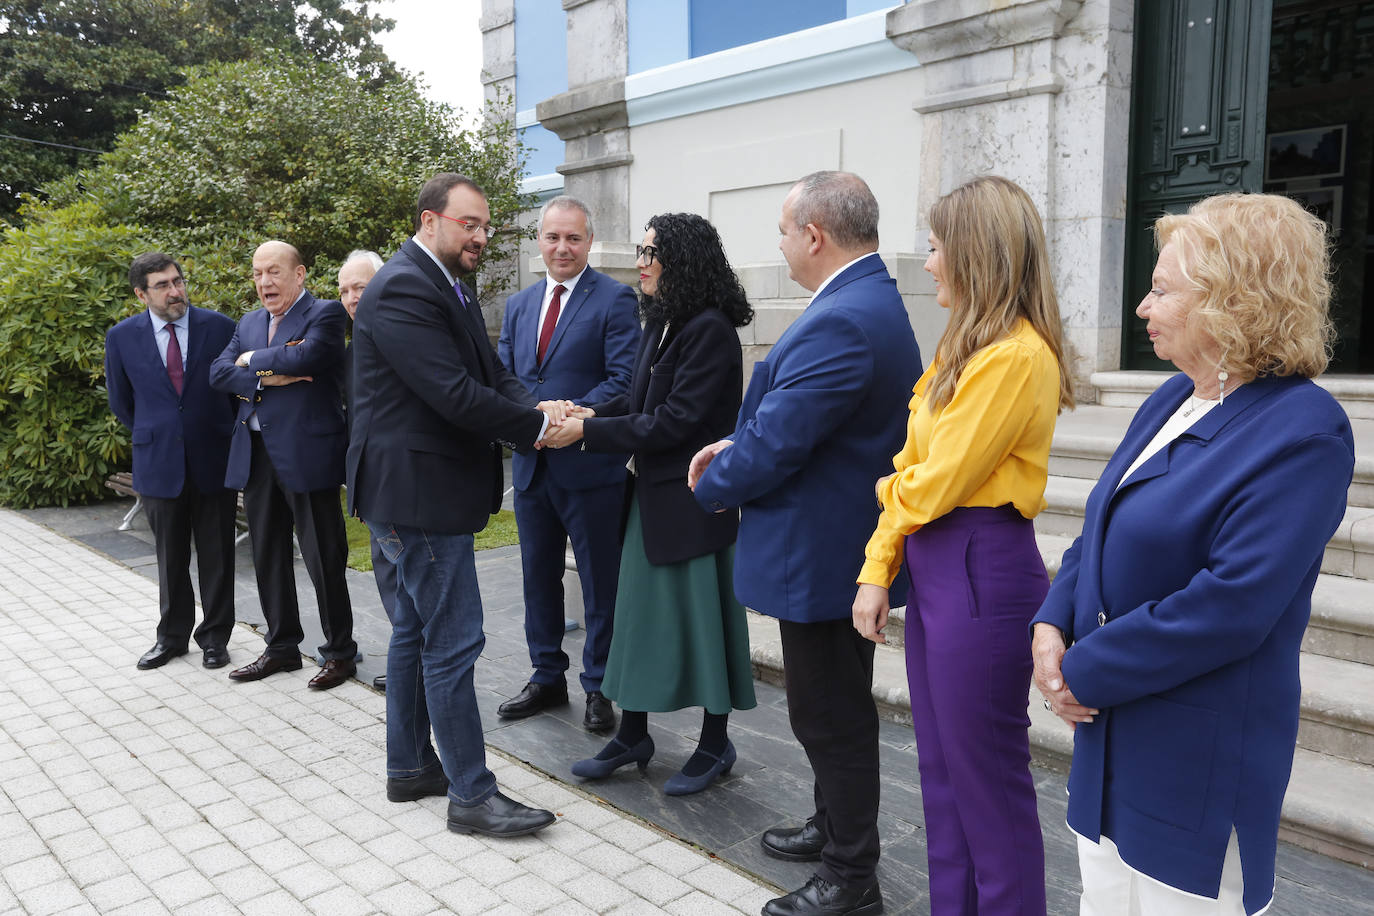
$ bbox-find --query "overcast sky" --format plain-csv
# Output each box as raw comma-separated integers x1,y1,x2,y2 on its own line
375,0,486,121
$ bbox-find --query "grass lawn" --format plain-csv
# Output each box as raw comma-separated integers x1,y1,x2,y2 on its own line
342,492,519,572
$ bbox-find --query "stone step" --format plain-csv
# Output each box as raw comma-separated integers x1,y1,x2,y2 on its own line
1048,403,1374,508
1090,370,1374,421
1035,476,1374,581
745,611,1374,868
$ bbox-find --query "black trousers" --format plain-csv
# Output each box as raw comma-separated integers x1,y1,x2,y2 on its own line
779,617,881,887
243,432,355,661
142,475,237,650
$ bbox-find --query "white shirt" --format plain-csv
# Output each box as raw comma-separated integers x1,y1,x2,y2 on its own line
809,251,880,304
1117,393,1221,488
537,268,585,343
148,311,188,369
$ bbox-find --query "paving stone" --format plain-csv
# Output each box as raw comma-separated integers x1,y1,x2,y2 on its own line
618,863,693,906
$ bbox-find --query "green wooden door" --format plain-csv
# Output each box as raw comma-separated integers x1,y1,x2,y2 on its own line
1123,0,1273,369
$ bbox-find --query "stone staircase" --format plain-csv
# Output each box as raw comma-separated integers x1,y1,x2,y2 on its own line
746,370,1374,869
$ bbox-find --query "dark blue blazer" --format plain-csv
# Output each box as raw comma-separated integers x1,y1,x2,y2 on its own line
209,291,348,493
498,268,638,491
105,306,237,499
1033,373,1353,914
347,239,545,535
693,254,921,622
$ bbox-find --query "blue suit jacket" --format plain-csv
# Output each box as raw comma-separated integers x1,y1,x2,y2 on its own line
105,306,238,499
347,239,545,535
693,254,921,622
209,291,348,493
498,268,638,491
1033,373,1353,914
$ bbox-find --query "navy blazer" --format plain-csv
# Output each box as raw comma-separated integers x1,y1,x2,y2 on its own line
105,306,238,499
1033,373,1353,914
583,307,742,566
498,268,638,491
347,239,544,535
209,290,348,493
693,254,921,622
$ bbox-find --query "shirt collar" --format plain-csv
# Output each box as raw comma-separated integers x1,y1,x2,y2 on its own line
810,251,879,304
546,266,587,301
412,235,457,288
148,309,189,334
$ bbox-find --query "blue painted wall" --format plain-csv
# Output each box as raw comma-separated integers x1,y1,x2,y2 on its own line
515,0,568,177
689,0,845,56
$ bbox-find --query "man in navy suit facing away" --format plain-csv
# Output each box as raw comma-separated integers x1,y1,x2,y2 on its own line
496,196,639,732
210,241,357,690
105,252,239,671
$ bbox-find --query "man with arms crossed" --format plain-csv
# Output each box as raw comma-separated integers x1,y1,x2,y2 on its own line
107,252,238,671
348,173,557,836
496,195,638,732
691,171,921,916
210,240,357,690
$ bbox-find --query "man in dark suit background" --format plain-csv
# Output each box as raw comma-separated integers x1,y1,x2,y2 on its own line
496,196,638,732
210,240,357,690
348,172,557,837
691,171,921,916
106,252,238,671
338,249,393,691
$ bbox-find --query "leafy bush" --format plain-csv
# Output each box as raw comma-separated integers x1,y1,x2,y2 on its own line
0,203,150,506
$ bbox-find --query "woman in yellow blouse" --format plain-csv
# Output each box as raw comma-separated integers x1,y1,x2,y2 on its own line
853,175,1074,915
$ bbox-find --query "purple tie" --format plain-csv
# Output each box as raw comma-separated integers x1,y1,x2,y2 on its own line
165,325,184,395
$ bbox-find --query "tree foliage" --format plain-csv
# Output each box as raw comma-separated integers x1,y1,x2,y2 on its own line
0,0,398,221
0,202,150,507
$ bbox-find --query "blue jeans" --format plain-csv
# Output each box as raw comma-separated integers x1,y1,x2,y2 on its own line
366,520,496,806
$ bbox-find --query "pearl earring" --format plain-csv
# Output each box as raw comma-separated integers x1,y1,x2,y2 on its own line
1218,369,1228,405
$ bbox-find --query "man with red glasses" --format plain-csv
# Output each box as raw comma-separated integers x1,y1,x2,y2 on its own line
347,173,559,837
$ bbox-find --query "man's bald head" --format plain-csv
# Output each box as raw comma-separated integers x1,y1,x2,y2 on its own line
252,240,308,316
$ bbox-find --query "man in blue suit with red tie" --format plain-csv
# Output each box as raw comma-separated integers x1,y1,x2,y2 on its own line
496,196,639,732
106,252,238,671
210,241,357,691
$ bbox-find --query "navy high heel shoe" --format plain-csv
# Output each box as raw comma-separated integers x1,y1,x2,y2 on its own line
571,734,655,779
663,740,736,796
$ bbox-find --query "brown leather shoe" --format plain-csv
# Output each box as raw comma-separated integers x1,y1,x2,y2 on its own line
308,658,356,690
228,653,303,682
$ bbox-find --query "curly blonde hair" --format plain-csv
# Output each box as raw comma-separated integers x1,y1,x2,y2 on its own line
926,176,1075,412
1155,193,1334,382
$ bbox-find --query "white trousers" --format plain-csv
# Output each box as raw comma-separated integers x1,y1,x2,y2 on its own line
1078,830,1253,916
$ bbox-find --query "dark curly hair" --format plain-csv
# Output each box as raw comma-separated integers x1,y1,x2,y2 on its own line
640,213,753,328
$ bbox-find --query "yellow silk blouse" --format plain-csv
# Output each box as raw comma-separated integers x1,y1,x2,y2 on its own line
858,318,1062,588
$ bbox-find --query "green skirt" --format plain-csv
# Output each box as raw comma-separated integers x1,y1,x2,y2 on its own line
600,496,757,715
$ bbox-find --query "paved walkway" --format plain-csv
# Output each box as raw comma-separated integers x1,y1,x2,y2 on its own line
0,509,778,915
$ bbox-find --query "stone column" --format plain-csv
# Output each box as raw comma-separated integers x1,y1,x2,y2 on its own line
887,0,1131,400
534,0,638,287
479,0,516,109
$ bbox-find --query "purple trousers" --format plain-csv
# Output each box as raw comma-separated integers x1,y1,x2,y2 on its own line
905,506,1047,915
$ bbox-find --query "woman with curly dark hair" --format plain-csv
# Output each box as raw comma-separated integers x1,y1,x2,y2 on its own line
540,212,756,795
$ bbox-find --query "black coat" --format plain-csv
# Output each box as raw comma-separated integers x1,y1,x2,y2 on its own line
346,239,543,534
584,306,742,565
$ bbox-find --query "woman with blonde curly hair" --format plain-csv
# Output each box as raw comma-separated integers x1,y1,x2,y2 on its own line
1032,193,1355,915
854,175,1074,914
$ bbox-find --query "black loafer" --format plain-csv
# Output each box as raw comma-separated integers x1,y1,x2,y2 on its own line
387,767,449,802
137,642,187,670
762,818,824,862
202,645,231,669
497,681,568,719
584,691,616,732
763,875,882,916
372,674,387,691
446,791,555,838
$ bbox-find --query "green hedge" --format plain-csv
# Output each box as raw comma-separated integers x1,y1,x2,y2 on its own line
0,203,150,506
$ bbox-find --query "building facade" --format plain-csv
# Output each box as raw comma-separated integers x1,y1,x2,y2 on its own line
481,0,1374,395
